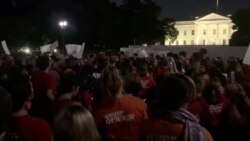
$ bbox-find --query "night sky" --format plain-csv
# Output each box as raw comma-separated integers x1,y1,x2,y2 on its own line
113,0,250,20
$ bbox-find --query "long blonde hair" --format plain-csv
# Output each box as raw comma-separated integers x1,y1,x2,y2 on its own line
54,104,100,141
100,66,123,101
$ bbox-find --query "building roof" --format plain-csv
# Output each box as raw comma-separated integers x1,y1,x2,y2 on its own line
195,13,230,22
175,13,231,25
176,21,194,25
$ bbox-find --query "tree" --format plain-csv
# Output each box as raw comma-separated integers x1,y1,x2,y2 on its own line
164,18,178,43
0,0,178,50
230,8,250,46
118,0,166,46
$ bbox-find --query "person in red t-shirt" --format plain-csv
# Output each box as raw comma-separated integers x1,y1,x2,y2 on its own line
140,74,213,141
53,74,80,116
199,84,229,141
31,55,56,124
6,76,52,141
138,63,155,99
93,66,148,141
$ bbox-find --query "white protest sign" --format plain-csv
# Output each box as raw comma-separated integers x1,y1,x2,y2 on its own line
40,44,51,53
1,40,10,55
138,49,148,58
77,42,85,59
243,44,250,65
65,44,83,59
50,41,59,51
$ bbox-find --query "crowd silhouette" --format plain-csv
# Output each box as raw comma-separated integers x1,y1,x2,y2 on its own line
0,48,250,141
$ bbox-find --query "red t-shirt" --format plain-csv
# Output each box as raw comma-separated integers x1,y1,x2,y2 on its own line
188,96,206,120
154,67,169,79
31,71,56,120
93,95,148,141
188,95,229,127
243,65,250,83
139,74,156,99
139,118,213,141
32,71,56,97
11,115,52,141
77,90,93,110
52,99,75,116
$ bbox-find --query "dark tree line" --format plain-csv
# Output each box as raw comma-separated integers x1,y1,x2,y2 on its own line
230,8,250,46
0,0,177,50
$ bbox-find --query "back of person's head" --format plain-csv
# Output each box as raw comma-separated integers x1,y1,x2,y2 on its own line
54,104,100,141
0,87,12,134
156,73,196,112
6,75,32,113
124,73,142,97
101,66,123,101
158,58,168,67
137,63,148,76
202,84,220,105
57,74,78,97
179,51,187,57
199,48,207,55
36,55,50,71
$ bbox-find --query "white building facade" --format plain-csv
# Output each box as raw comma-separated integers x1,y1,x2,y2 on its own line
165,13,234,46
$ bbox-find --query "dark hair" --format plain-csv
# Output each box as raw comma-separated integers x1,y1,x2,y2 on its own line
202,84,220,104
155,74,196,111
6,77,32,113
137,63,148,76
0,87,12,133
57,74,78,97
36,55,50,71
179,51,187,57
199,48,207,55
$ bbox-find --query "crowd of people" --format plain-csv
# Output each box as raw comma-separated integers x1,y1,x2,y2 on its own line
0,48,250,141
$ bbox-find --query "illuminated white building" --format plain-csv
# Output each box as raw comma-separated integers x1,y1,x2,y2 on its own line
165,13,234,46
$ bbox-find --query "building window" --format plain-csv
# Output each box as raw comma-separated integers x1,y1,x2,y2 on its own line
184,30,187,36
223,29,227,34
203,30,206,35
223,39,226,45
203,40,206,45
191,40,194,45
192,30,195,35
213,29,216,34
183,40,186,45
176,40,179,45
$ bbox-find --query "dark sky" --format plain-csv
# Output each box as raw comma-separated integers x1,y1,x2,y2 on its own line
113,0,250,20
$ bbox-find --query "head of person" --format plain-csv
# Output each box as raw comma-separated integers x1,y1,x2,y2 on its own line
100,66,123,101
54,104,100,141
155,74,197,113
5,70,33,114
202,84,221,105
0,87,12,135
137,63,148,76
57,74,79,98
124,74,142,97
199,48,207,57
179,51,187,58
36,55,50,71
